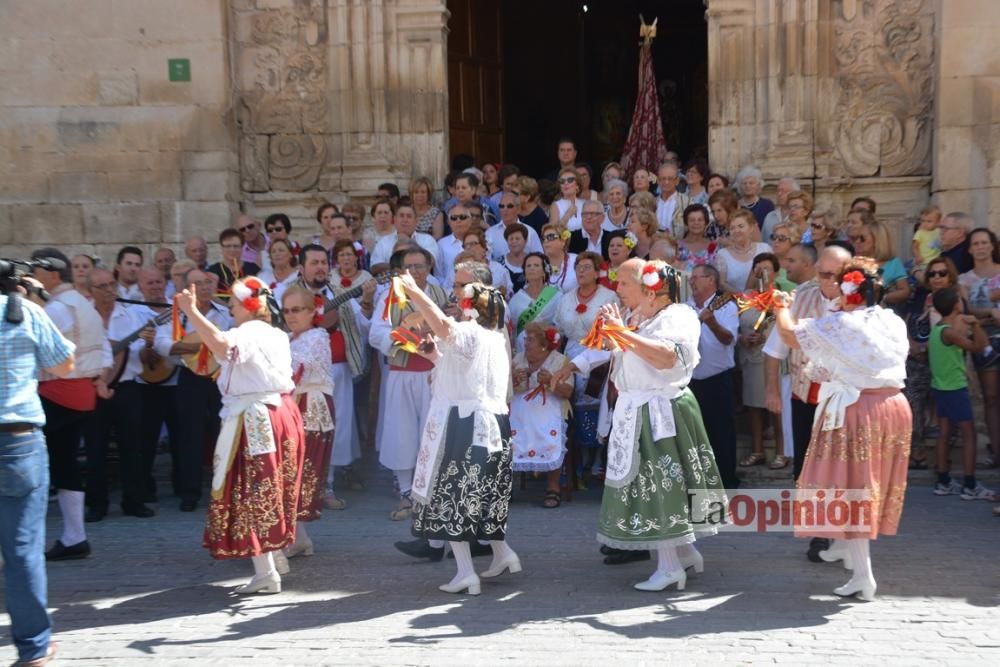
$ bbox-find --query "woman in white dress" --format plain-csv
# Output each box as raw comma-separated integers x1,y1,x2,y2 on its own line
259,239,300,303
508,253,562,352
510,323,573,508
549,167,587,232
540,223,578,293
714,209,772,293
399,274,520,596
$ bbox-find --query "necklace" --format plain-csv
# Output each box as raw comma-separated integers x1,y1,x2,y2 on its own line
575,284,599,313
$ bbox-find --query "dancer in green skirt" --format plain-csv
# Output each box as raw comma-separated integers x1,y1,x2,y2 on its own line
553,259,726,592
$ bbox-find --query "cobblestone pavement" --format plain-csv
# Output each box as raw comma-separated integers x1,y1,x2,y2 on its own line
2,460,998,666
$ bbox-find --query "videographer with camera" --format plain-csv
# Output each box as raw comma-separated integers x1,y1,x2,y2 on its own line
30,248,112,562
0,256,76,666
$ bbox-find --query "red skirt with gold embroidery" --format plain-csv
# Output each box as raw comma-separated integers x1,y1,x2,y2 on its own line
795,388,912,540
203,394,305,559
296,393,334,522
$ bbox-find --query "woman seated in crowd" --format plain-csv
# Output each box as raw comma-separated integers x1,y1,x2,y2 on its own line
540,223,578,293
628,209,658,261
259,239,300,301
782,190,813,240
959,228,1000,468
706,172,729,196
715,210,772,293
738,253,789,469
516,176,549,237
685,159,710,206
550,168,587,232
330,239,372,290
677,204,719,272
313,203,340,256
736,165,775,229
576,163,599,202
807,209,839,252
510,323,574,508
509,252,562,352
904,256,960,469
410,176,444,239
850,213,911,308
769,222,802,292
600,162,624,203
708,189,739,243
498,223,530,294
603,178,630,231
341,202,367,245
364,199,396,253
601,230,636,291
632,168,653,195
460,228,513,298
481,162,501,198
629,191,657,217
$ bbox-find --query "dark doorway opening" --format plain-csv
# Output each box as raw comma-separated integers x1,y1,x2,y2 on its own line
500,0,708,179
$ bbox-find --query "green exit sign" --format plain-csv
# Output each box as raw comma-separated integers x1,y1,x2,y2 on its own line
168,58,191,82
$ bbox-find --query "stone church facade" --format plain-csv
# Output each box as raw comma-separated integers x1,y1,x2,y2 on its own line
0,0,996,262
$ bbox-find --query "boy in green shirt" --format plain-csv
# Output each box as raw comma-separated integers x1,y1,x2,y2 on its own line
929,287,993,500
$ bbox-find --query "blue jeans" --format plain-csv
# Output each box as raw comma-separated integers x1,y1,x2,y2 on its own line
0,430,52,661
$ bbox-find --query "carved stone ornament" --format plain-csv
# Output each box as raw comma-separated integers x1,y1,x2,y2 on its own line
833,0,934,177
270,135,327,192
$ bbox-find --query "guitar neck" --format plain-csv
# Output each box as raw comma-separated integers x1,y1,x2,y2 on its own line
111,310,172,355
324,284,364,312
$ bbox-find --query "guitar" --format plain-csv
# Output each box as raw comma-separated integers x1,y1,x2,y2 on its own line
109,309,174,386
180,330,221,379
317,271,396,319
705,289,736,313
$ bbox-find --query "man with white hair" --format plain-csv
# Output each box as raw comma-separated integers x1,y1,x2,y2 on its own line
655,162,689,238
939,211,975,273
761,177,801,242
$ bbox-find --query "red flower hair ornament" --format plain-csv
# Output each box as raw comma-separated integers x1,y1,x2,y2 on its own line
231,277,266,313
839,270,866,305
545,327,561,350
641,264,665,292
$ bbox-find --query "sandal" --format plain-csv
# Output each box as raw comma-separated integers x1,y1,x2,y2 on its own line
768,455,791,470
389,496,413,521
739,452,766,467
323,494,347,510
542,490,561,509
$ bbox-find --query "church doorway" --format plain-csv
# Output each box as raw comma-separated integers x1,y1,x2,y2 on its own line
447,0,708,179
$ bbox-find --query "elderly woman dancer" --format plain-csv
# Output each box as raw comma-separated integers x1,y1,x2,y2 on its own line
399,273,519,596
282,286,335,558
553,259,726,592
773,257,911,601
175,277,305,595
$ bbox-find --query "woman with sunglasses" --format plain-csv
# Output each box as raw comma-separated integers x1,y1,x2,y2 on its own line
549,167,588,232
958,228,1000,470
540,223,578,293
280,286,334,559
904,257,959,469
462,229,513,298
509,252,562,353
677,204,718,272
850,214,911,309
770,222,802,292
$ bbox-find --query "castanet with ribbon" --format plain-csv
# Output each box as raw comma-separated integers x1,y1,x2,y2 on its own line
381,276,408,321
389,326,422,354
523,382,548,405
580,316,637,352
735,287,777,331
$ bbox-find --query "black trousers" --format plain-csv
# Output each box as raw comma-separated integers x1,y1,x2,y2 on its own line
85,381,147,510
791,398,817,481
41,397,91,492
689,369,739,489
138,382,178,499
174,368,221,503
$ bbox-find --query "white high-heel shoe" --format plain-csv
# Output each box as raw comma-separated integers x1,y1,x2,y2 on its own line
833,574,876,601
284,538,315,559
680,549,704,574
819,547,853,570
438,573,481,595
480,553,522,578
634,568,686,592
272,551,290,575
234,572,281,595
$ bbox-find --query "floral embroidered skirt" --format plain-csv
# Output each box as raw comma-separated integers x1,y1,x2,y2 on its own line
796,388,911,540
296,393,334,522
510,392,566,473
412,408,513,542
203,394,305,559
597,391,726,551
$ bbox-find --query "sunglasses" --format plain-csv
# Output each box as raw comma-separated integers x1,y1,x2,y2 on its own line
559,177,577,184
499,203,517,209
927,269,949,278
543,234,561,242
770,234,791,242
281,306,312,315
449,214,470,221
239,224,255,233
265,227,282,233
849,235,867,243
810,222,825,230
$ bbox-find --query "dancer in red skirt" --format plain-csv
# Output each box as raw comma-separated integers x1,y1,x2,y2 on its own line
175,276,305,595
282,286,335,558
773,256,911,601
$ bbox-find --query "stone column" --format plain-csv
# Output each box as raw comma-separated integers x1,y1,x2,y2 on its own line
231,0,449,225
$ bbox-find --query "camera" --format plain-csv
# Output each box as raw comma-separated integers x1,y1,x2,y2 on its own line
1,257,64,323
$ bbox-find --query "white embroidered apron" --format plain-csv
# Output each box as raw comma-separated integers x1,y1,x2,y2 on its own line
604,387,680,488
211,391,282,498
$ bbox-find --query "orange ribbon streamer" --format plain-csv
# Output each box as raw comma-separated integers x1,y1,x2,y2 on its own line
171,301,184,342
382,276,408,321
195,344,211,375
580,316,636,351
523,382,548,405
390,327,422,354
736,288,777,331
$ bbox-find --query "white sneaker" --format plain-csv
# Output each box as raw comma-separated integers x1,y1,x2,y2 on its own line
933,480,962,496
960,483,996,501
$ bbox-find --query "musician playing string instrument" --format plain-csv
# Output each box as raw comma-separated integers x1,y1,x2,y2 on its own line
153,268,232,512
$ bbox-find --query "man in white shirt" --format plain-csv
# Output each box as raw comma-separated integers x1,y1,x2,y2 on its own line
437,203,474,289
687,264,740,489
370,201,441,272
115,246,144,300
485,191,542,261
655,162,689,239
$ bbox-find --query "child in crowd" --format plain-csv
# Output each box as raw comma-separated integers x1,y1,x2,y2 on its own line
929,287,994,500
911,205,943,270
